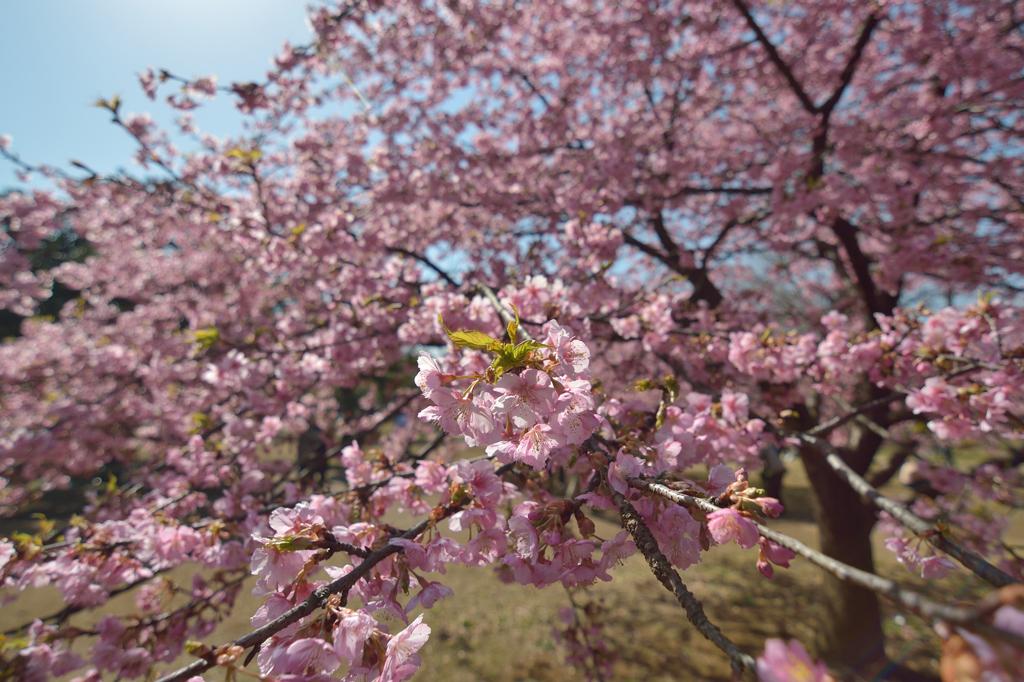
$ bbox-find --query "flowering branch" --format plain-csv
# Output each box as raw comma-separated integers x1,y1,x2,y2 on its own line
806,359,997,439
613,490,758,675
797,432,1020,588
627,478,1024,649
153,499,466,682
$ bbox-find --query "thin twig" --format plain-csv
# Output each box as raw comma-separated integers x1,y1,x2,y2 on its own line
474,283,536,341
808,361,1002,438
387,246,462,288
832,394,894,441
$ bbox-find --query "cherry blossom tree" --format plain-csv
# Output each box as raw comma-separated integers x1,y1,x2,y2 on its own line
2,0,1024,680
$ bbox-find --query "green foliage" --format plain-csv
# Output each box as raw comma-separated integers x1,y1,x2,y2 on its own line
438,308,551,379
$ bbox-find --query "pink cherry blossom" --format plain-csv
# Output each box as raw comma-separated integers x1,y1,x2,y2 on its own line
755,498,785,519
553,331,591,378
418,388,495,441
919,555,958,580
486,423,563,471
706,508,760,550
704,464,736,497
380,614,431,682
259,637,341,676
413,351,450,398
756,639,834,682
0,541,16,571
719,390,749,425
758,538,797,579
759,538,796,568
333,609,378,665
507,513,540,563
407,580,455,610
492,369,558,429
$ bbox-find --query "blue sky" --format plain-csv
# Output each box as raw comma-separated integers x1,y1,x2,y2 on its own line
0,1,314,189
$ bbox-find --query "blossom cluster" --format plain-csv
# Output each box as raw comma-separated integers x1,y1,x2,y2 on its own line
416,320,600,470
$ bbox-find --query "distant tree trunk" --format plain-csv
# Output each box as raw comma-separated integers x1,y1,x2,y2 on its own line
761,446,786,506
800,438,885,672
789,396,896,677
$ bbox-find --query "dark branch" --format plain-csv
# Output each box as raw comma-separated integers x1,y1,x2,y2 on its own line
621,212,724,308
818,13,881,121
386,246,462,288
810,12,881,178
729,0,817,114
615,491,757,675
831,217,897,324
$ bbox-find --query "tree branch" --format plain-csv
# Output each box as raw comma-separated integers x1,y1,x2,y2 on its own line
700,210,769,268
729,0,817,114
620,223,723,307
627,478,1024,648
831,217,897,323
808,361,1000,439
798,432,1020,588
387,246,462,288
818,13,881,121
809,13,881,179
807,393,901,437
649,210,680,262
865,443,915,490
614,491,757,675
474,282,537,341
154,499,467,682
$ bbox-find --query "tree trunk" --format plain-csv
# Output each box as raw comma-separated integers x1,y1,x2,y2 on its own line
800,441,886,672
793,408,909,680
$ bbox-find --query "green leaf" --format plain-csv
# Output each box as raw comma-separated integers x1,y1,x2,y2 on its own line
225,147,262,166
438,314,503,351
449,329,503,351
631,378,656,392
185,641,211,656
193,327,220,349
506,303,521,343
489,355,508,378
189,412,211,434
94,95,122,114
508,339,547,361
490,339,550,375
265,535,314,552
450,483,469,505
